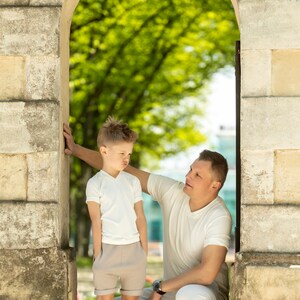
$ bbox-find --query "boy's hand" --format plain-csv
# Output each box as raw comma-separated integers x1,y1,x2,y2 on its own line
63,123,76,155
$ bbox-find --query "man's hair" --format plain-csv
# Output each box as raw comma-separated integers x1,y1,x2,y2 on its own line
199,149,228,188
97,116,138,147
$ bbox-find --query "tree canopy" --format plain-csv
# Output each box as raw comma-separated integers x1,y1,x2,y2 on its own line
69,0,239,255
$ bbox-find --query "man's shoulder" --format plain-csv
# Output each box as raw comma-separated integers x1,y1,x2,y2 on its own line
210,197,232,219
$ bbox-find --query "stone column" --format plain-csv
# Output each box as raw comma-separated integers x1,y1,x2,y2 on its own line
0,0,78,298
231,1,300,299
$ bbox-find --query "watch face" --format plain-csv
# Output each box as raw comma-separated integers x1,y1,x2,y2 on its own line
152,280,160,291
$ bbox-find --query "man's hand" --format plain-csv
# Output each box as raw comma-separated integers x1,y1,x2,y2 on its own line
63,123,76,155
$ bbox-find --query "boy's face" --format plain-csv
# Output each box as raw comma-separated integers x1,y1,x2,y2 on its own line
100,141,134,173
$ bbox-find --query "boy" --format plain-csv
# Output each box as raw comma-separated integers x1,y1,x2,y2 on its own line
86,116,147,300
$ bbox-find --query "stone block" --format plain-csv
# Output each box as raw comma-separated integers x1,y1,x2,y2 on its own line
240,205,300,252
26,56,60,101
274,150,300,204
30,0,63,6
0,7,60,56
241,49,271,97
27,152,59,202
244,266,300,300
0,247,76,299
0,56,26,100
239,0,300,49
241,150,273,204
0,154,27,201
0,202,59,249
241,97,300,150
0,0,29,5
272,50,300,97
0,101,59,153
232,253,300,300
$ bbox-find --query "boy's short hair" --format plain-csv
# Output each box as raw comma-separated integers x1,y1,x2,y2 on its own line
97,116,138,147
198,149,228,188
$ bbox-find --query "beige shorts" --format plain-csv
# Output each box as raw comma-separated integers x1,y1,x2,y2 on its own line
93,242,147,296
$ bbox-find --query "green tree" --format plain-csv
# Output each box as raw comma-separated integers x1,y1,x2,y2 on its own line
69,0,239,256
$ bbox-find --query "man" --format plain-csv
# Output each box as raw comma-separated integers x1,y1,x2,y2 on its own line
63,124,232,300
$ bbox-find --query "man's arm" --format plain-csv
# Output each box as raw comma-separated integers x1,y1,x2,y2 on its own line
63,123,151,193
160,245,227,293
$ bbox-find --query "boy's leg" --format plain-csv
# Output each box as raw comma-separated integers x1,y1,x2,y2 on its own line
121,296,139,300
97,294,114,300
120,242,147,297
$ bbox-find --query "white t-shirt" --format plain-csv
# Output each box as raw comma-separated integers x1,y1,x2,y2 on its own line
86,170,142,245
147,174,232,295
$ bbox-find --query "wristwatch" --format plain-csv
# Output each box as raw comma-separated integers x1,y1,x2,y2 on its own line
152,279,166,295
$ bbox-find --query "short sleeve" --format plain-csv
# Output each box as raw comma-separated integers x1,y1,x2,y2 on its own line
132,176,143,203
147,174,184,204
86,177,101,204
204,213,232,250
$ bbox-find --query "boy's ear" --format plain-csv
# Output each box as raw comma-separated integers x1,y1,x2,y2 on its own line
100,145,108,155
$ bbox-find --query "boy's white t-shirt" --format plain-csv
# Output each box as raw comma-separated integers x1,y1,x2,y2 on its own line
86,170,142,245
147,173,232,295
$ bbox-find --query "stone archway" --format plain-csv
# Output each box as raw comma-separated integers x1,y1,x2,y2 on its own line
0,0,78,298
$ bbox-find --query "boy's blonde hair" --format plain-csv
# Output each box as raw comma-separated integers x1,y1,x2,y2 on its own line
97,116,138,148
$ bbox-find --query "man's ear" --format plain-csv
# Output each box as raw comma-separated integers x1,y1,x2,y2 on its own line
212,181,222,191
100,145,108,156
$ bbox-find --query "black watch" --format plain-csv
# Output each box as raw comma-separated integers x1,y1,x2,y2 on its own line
152,279,166,295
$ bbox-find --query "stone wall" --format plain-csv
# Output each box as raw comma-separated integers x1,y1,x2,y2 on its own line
231,0,300,299
0,0,78,298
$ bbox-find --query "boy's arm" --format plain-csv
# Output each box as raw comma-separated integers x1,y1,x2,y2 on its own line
87,202,102,258
134,200,148,255
63,123,151,193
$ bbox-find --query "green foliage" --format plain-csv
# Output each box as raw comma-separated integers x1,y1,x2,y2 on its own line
69,0,239,255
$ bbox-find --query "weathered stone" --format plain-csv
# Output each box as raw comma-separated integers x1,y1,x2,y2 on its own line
0,56,26,100
241,150,274,204
274,150,300,204
239,0,300,49
240,205,300,252
241,49,271,97
0,247,76,300
0,154,27,201
241,97,300,150
232,252,300,300
0,101,59,153
27,152,59,202
30,0,63,6
0,7,60,56
26,56,60,101
272,49,300,97
0,202,59,249
0,0,29,5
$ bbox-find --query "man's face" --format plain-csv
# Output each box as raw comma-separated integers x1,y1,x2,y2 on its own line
183,159,218,199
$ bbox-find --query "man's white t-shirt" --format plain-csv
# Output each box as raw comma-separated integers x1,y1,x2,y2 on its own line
86,170,142,245
147,173,232,297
